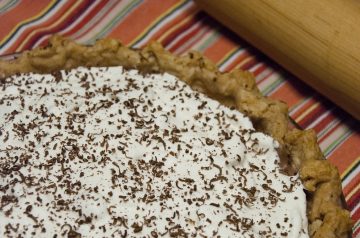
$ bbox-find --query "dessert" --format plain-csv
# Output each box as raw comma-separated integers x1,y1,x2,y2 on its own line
0,36,353,237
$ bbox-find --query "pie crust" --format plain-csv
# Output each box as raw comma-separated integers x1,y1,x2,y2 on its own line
0,36,353,237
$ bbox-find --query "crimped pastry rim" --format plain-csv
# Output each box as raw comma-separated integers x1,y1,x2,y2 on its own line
0,35,353,238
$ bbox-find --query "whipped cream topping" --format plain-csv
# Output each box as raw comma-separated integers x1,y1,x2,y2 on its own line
0,66,308,237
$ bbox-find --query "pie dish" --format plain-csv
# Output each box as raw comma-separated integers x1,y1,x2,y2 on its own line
0,36,352,237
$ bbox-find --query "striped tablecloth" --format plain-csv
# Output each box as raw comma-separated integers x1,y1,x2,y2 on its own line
0,0,359,236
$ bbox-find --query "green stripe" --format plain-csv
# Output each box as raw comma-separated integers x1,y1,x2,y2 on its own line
317,120,338,138
353,220,359,232
260,76,284,96
85,0,142,44
131,0,190,47
194,29,220,52
0,0,18,13
323,128,352,156
217,47,242,67
289,98,308,114
341,158,360,182
0,0,60,49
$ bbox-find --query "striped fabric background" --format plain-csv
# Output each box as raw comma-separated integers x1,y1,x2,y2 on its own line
0,0,359,236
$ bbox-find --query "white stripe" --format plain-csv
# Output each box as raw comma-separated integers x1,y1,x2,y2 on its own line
319,122,345,151
267,80,286,96
61,1,117,40
254,67,273,82
133,0,194,48
0,0,19,15
165,20,203,50
248,62,264,73
350,190,360,216
289,97,311,116
323,132,352,158
218,49,246,71
343,165,360,192
75,0,133,43
173,27,210,55
306,109,333,129
257,72,282,93
320,125,351,157
316,118,339,140
32,1,106,48
0,1,68,53
185,28,219,52
0,0,11,9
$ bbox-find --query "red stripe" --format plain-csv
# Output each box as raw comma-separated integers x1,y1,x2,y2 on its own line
0,0,51,42
347,191,360,211
344,172,360,197
20,0,94,51
161,12,202,47
35,0,110,47
9,1,89,52
176,27,212,55
354,227,359,238
147,7,200,46
167,21,206,52
317,121,342,144
252,63,267,76
350,207,360,232
223,51,250,71
108,0,180,45
256,70,274,85
57,0,110,39
202,33,240,64
291,98,316,120
310,111,336,134
4,1,74,53
252,63,268,77
299,104,327,129
240,57,258,71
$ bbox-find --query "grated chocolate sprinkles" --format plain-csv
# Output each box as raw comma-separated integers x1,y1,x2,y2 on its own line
0,66,308,237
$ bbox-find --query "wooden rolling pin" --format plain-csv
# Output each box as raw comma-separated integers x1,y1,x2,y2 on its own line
195,0,360,119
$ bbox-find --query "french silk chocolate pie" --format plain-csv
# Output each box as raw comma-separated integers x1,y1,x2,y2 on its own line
0,36,352,237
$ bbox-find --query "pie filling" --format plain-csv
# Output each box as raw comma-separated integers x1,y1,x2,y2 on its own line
0,66,308,237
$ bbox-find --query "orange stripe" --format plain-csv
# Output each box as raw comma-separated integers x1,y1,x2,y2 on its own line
168,22,206,52
345,181,360,204
57,0,110,40
271,82,310,108
203,36,239,64
291,98,316,119
343,172,360,198
295,102,320,124
311,112,336,133
223,51,251,72
0,0,52,42
252,64,269,77
317,120,342,143
152,6,198,44
108,0,180,45
238,56,257,71
161,12,201,47
298,103,327,129
257,70,276,86
328,134,360,174
341,157,360,181
16,1,84,52
175,26,211,55
4,1,75,53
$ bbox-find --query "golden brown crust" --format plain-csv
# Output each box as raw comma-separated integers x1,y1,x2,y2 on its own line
0,35,352,237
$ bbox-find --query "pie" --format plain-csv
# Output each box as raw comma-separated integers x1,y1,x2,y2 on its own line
0,36,353,237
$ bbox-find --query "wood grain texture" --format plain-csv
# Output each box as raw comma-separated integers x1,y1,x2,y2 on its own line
195,0,360,119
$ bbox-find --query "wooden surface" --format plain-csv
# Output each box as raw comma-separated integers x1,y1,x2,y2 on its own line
195,0,360,119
